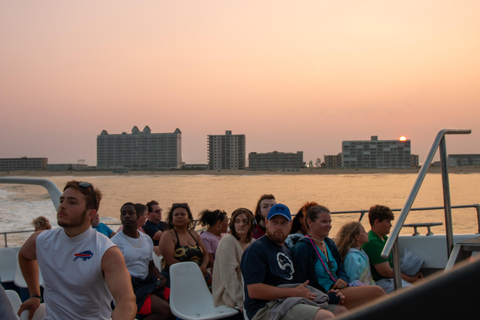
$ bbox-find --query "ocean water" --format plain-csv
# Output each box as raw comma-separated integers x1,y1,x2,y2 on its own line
1,173,479,247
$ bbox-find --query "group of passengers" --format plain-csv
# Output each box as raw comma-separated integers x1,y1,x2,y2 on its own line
110,193,425,320
12,180,424,320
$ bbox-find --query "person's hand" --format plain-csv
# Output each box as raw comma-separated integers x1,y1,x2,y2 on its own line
200,265,209,277
155,275,166,289
17,297,40,320
332,279,348,290
327,289,346,305
293,281,316,300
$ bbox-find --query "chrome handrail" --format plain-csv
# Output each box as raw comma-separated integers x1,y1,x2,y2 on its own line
381,128,472,290
0,177,61,210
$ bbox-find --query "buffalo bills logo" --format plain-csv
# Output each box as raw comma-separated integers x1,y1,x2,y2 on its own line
73,250,94,261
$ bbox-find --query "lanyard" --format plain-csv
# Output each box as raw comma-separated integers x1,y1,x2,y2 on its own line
306,235,337,283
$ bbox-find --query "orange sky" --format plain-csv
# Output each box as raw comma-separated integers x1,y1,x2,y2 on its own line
1,1,479,165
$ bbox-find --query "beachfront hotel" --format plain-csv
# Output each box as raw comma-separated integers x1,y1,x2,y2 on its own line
249,151,304,170
97,126,182,170
0,157,47,171
207,130,246,170
342,136,413,169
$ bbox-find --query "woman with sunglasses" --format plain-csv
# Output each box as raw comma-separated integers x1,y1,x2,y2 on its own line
291,205,385,310
158,203,209,286
212,208,255,315
198,209,229,269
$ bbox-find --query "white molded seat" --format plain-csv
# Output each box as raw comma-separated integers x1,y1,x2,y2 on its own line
14,261,44,288
0,248,17,283
20,303,46,320
5,289,21,320
170,262,239,320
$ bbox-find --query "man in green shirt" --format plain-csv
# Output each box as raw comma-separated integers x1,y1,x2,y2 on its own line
362,205,423,293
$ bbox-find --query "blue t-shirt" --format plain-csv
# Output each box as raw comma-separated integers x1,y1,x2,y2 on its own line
143,220,167,246
240,235,295,320
93,223,113,238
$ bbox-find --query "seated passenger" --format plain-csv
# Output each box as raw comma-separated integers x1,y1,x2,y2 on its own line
158,203,209,286
291,205,385,310
111,202,174,320
32,216,52,232
117,203,148,234
198,209,229,269
362,205,423,293
144,200,168,246
335,222,376,287
252,194,276,239
92,212,116,238
212,208,255,314
285,201,318,250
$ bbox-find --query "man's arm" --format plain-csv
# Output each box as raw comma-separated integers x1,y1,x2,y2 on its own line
374,262,423,283
101,246,137,320
17,232,42,319
247,281,316,301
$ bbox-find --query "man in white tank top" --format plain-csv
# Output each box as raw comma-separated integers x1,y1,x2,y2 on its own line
17,181,137,320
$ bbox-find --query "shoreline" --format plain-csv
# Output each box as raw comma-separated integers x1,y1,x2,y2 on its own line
1,166,480,177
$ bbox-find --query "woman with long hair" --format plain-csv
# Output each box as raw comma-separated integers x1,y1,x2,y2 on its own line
291,205,385,310
158,203,209,286
336,221,375,287
212,208,255,315
285,201,318,250
252,194,276,239
198,209,229,269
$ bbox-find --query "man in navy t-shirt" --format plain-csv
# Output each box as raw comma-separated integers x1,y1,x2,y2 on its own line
241,204,339,320
143,200,168,246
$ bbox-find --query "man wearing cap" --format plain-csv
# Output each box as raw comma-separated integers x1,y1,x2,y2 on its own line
241,203,342,320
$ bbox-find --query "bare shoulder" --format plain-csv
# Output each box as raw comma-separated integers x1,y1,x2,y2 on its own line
19,231,43,260
101,246,126,271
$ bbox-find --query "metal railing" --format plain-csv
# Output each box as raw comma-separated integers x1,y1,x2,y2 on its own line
381,128,472,290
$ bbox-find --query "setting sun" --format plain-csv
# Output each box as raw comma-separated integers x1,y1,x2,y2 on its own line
399,136,407,141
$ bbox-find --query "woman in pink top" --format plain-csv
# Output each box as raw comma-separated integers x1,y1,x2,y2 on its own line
199,209,229,269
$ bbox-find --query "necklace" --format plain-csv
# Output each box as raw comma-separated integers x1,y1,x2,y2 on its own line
123,231,141,248
307,234,325,245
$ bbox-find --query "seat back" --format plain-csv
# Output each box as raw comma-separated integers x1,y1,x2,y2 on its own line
5,289,21,320
0,248,18,283
152,251,162,273
169,262,238,320
20,303,46,320
14,262,44,288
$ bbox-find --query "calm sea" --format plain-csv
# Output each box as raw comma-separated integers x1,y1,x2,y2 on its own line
1,173,479,247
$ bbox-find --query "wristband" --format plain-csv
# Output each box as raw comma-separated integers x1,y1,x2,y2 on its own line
30,294,42,301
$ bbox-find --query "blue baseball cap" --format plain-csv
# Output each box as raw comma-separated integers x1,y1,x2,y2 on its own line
267,203,291,221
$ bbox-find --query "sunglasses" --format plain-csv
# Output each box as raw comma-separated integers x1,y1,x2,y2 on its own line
172,203,189,210
78,181,97,210
153,209,162,213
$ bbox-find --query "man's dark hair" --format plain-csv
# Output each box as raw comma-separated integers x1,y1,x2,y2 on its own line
368,204,394,227
63,180,102,211
146,200,159,213
121,202,138,217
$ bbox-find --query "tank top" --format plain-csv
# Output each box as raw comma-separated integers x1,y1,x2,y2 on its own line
162,229,204,270
36,227,115,320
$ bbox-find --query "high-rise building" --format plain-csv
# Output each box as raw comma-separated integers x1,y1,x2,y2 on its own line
0,157,47,171
207,130,246,170
342,136,412,169
249,151,303,170
97,126,182,170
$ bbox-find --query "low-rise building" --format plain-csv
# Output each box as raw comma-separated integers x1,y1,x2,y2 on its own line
0,157,47,171
249,151,303,170
448,154,480,166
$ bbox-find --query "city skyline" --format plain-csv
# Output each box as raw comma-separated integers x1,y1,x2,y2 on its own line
1,1,479,166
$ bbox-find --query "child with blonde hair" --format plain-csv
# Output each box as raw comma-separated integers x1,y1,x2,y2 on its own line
336,221,376,287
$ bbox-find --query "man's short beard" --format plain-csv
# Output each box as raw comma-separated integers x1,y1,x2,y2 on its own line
58,208,88,228
266,229,287,245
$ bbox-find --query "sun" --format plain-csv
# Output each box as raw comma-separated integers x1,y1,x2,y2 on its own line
399,136,407,141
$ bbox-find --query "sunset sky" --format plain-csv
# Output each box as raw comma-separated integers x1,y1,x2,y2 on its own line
1,1,479,166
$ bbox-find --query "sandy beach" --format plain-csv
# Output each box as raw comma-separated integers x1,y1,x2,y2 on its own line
1,166,480,177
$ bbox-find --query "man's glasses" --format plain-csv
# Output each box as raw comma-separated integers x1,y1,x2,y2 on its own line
172,203,189,210
78,181,97,210
153,209,162,213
